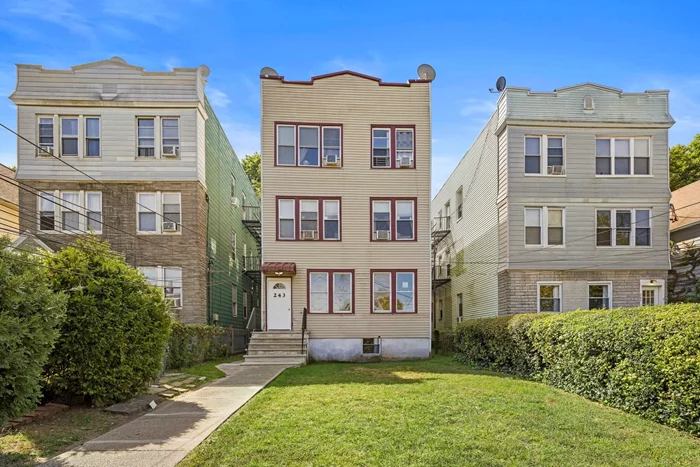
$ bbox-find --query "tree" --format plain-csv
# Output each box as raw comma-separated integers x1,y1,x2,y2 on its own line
670,134,700,191
0,239,66,426
44,237,171,406
242,152,261,197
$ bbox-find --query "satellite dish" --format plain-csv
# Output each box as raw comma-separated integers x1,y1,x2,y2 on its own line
496,76,507,92
417,64,436,81
260,66,279,78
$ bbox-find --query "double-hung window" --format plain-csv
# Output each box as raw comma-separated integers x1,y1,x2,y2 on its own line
38,117,54,156
372,199,416,241
596,208,651,247
308,270,354,313
139,266,183,307
38,191,101,233
276,124,342,167
372,129,391,167
300,200,319,239
372,271,416,313
538,283,562,312
588,283,611,309
137,192,181,234
60,117,79,157
39,192,56,231
596,138,651,176
323,200,340,240
162,118,180,156
86,193,102,232
278,199,296,239
232,285,238,317
525,136,565,175
372,126,415,168
456,186,463,220
231,232,237,263
137,118,155,157
85,117,100,157
395,129,414,167
525,207,564,246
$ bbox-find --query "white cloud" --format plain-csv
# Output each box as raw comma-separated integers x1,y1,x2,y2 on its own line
460,98,497,117
207,88,231,109
8,0,94,38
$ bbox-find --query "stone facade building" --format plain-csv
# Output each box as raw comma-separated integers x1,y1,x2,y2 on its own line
11,57,260,330
432,83,674,328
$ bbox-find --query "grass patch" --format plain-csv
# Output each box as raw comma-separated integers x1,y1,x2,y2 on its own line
181,356,700,467
0,408,132,467
179,355,243,380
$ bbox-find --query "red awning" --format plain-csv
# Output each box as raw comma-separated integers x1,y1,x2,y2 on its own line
261,262,297,274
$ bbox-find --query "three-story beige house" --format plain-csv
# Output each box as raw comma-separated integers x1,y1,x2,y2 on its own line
249,69,433,363
433,83,674,328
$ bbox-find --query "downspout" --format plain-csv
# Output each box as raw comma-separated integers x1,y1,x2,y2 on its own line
205,192,212,325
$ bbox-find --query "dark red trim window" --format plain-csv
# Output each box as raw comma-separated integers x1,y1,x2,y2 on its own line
371,125,415,169
275,122,343,167
370,198,417,241
307,269,355,314
276,196,341,241
371,270,417,313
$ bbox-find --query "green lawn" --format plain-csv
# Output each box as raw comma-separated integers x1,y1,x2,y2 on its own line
179,355,244,381
181,356,700,467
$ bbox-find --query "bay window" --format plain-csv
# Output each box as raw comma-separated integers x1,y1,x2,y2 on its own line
596,208,651,247
596,138,651,176
308,270,354,314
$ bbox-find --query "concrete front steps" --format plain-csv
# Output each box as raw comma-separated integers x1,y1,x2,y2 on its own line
243,331,308,366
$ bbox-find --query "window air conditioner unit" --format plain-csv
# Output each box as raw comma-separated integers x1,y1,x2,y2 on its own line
162,221,178,232
162,145,180,157
547,165,564,175
212,313,219,322
323,154,339,167
170,297,182,308
231,196,240,207
399,155,413,168
375,230,390,240
301,230,317,240
39,145,53,156
457,316,463,323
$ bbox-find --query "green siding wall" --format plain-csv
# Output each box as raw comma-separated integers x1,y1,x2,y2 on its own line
204,98,260,329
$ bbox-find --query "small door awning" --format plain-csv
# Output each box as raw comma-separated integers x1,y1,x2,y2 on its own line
261,262,297,275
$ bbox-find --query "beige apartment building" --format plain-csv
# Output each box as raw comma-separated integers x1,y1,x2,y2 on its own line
433,83,673,328
248,69,433,363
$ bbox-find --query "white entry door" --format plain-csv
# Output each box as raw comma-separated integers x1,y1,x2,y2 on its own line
267,277,292,330
641,286,661,306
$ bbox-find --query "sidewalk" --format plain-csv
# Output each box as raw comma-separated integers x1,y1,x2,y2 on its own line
43,363,290,467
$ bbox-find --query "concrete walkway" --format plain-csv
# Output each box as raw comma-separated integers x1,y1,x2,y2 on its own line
43,363,290,467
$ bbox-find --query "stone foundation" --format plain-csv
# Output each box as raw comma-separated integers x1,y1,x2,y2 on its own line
308,338,430,362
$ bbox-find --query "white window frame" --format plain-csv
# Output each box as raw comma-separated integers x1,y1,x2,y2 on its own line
243,290,248,318
136,192,182,235
537,281,563,313
138,266,183,308
137,117,156,158
37,190,102,234
298,125,321,167
322,126,342,166
372,272,392,313
395,200,415,241
299,199,319,238
38,191,57,231
278,198,296,240
161,117,180,156
640,279,665,306
37,116,55,157
372,200,392,238
333,272,353,314
524,135,566,176
595,208,652,248
456,186,463,220
231,231,237,263
395,128,414,168
524,207,565,247
85,192,102,233
372,128,392,168
323,199,340,240
588,282,612,310
276,124,297,166
85,117,101,158
595,137,652,177
232,284,238,317
60,116,79,157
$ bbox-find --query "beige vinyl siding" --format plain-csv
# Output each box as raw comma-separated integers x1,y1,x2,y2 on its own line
431,112,500,322
261,74,431,339
497,129,508,203
15,106,201,183
498,201,509,272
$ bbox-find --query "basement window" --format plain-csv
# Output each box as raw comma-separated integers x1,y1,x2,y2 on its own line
362,338,380,355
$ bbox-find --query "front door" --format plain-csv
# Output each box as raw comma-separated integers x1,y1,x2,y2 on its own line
641,286,661,306
267,277,292,330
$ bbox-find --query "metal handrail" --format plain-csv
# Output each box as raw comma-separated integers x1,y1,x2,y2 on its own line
432,216,451,231
246,307,258,331
242,205,261,222
301,307,308,353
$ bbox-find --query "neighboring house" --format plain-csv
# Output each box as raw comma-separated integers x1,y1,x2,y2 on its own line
669,180,700,300
0,164,19,240
10,57,260,336
433,83,674,328
248,69,433,364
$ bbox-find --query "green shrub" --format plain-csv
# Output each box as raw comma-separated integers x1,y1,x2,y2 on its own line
166,323,230,369
454,313,548,375
455,305,700,434
433,329,455,354
0,241,66,426
43,237,171,406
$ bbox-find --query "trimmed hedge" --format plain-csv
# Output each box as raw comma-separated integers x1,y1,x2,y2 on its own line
166,323,231,370
455,305,700,435
433,330,456,354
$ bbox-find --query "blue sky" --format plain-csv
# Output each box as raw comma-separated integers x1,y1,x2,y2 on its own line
0,0,699,195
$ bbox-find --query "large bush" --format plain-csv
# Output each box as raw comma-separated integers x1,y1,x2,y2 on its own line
44,237,171,406
454,305,700,434
166,323,230,369
0,240,66,426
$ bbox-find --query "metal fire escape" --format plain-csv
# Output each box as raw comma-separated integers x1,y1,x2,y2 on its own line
431,216,452,290
242,204,261,285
